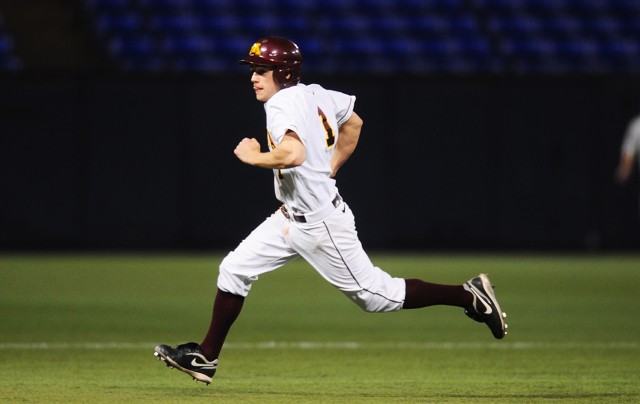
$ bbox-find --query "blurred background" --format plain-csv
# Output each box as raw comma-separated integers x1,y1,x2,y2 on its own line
1,0,640,252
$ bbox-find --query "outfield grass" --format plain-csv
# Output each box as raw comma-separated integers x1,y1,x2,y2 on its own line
0,253,638,403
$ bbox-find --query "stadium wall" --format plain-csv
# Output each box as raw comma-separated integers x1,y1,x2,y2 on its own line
1,74,639,251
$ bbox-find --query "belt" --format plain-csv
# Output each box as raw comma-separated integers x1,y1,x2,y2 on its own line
280,194,342,224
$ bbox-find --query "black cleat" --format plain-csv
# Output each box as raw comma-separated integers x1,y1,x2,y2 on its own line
154,342,217,385
463,274,508,339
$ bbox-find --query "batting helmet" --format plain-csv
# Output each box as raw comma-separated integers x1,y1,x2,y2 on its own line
239,36,302,88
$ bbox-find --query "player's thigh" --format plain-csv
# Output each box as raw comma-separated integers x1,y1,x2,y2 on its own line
219,209,298,294
290,203,377,291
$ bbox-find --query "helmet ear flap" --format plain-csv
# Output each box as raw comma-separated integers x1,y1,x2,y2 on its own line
274,66,301,88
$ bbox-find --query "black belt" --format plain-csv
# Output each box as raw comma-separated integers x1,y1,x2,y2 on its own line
281,195,342,223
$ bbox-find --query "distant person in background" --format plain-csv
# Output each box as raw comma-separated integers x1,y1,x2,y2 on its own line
615,113,640,215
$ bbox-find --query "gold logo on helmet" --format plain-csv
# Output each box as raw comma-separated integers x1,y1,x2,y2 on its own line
249,42,261,56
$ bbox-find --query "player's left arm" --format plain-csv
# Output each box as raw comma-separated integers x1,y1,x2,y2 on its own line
234,130,306,169
615,151,635,184
330,111,363,178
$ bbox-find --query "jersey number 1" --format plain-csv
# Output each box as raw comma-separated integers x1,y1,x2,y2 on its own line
318,107,336,148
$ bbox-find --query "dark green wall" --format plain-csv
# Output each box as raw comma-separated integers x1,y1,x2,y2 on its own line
2,74,640,250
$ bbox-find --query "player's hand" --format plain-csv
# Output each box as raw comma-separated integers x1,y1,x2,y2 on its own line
234,137,261,165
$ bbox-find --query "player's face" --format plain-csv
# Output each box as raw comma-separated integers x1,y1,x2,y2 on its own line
250,65,280,102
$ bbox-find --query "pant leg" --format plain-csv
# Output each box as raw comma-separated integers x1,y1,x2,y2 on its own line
287,202,406,312
218,208,299,296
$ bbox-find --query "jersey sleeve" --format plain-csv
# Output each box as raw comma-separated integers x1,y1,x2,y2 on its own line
265,89,306,145
326,89,356,126
622,116,640,156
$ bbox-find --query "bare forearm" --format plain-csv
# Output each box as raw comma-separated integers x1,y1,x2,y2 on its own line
235,133,306,169
615,152,635,184
250,146,303,169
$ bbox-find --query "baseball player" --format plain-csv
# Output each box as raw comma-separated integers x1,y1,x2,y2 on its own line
615,112,640,215
154,36,508,385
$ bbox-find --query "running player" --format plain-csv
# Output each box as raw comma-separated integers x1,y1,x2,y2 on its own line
153,36,508,385
615,112,640,216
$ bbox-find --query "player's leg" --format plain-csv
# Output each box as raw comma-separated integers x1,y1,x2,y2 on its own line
404,276,507,338
288,202,507,338
154,209,298,383
403,279,471,309
199,289,245,362
204,208,298,355
288,202,405,312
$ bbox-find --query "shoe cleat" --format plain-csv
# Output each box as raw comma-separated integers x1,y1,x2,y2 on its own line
463,273,507,339
153,342,217,384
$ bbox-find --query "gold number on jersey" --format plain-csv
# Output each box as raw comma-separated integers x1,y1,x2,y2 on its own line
318,107,336,148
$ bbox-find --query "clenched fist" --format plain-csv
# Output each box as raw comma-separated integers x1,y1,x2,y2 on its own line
234,137,261,165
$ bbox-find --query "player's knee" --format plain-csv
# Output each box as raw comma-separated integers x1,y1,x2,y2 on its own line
217,259,256,297
343,289,403,313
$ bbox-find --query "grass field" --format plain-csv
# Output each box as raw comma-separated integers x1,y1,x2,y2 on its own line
0,253,638,403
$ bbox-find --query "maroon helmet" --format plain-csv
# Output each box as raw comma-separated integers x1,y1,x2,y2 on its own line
239,36,302,88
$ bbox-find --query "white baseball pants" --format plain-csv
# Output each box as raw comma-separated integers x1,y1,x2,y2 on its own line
217,200,406,312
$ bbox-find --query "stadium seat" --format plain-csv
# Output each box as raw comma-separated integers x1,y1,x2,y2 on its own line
108,35,155,59
95,12,142,36
0,13,22,72
160,34,211,57
149,14,198,36
80,0,640,74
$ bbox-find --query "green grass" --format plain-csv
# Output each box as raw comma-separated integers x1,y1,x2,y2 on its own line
0,253,638,403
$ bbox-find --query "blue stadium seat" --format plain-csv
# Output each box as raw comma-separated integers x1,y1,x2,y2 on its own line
400,0,465,13
160,34,212,57
200,15,239,34
488,15,541,38
172,56,232,73
450,15,480,36
108,35,156,58
0,35,12,54
406,15,450,36
149,14,199,35
85,0,132,12
0,55,22,71
95,12,142,36
542,16,581,38
138,0,192,13
81,0,640,74
317,15,373,37
244,15,281,33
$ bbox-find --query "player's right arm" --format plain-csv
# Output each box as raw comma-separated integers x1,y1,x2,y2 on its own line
615,152,635,184
234,131,306,169
330,112,363,178
615,116,640,184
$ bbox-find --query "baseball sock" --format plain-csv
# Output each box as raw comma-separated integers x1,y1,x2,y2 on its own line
200,288,245,360
402,279,472,309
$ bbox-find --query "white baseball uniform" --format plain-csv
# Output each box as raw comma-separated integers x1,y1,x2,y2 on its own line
218,83,406,312
621,115,640,161
621,114,640,215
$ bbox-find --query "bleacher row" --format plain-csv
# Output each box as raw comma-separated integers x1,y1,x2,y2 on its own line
2,0,640,73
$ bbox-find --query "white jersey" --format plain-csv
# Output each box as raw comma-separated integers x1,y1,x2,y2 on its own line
219,82,406,314
622,114,640,160
264,83,355,215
